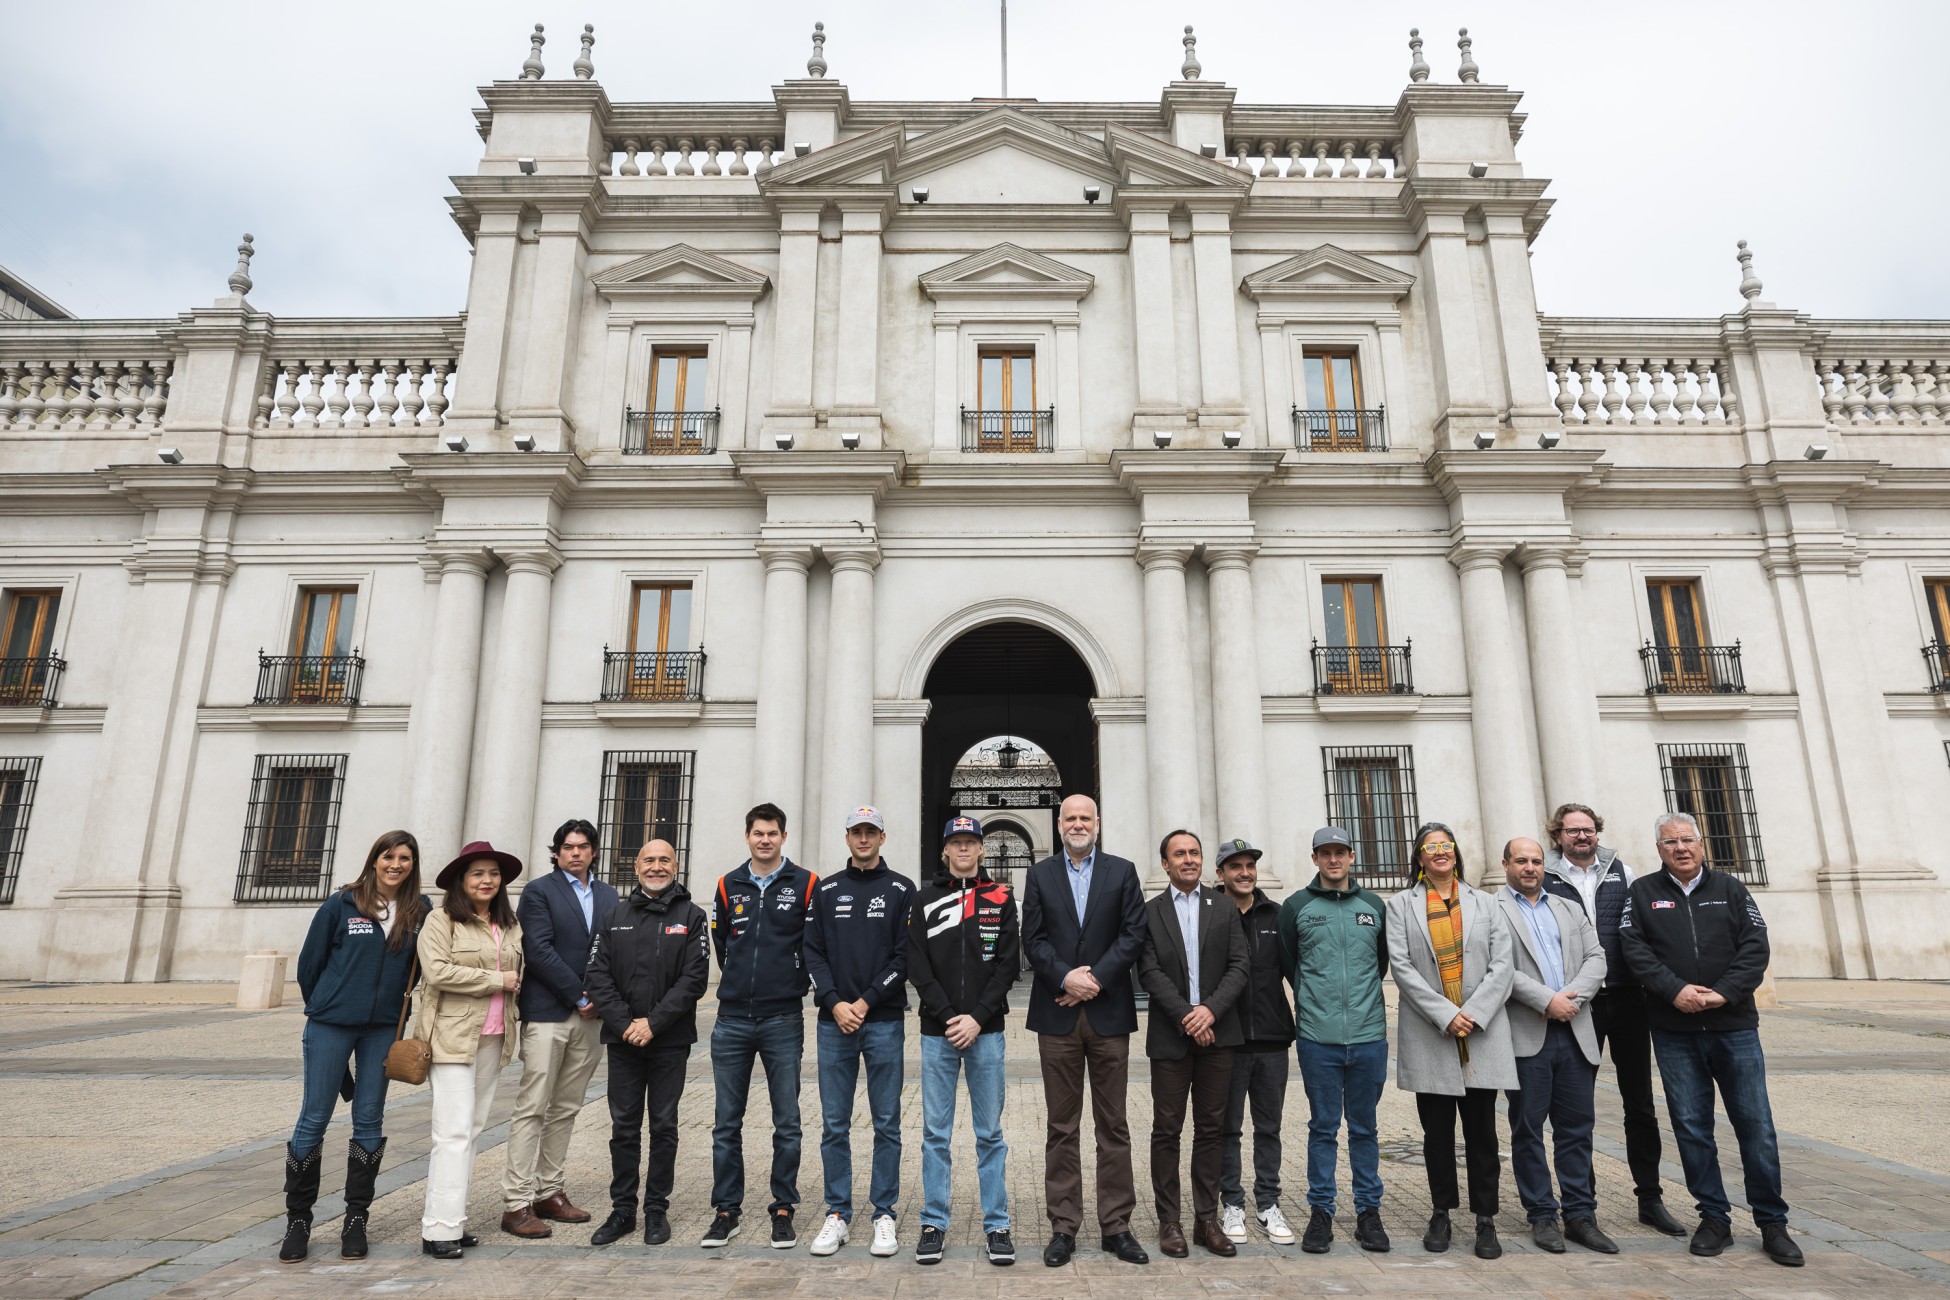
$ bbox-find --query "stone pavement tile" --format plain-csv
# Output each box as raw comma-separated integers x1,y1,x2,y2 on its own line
0,1253,174,1298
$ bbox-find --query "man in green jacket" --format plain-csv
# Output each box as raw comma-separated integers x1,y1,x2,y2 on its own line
1276,826,1391,1256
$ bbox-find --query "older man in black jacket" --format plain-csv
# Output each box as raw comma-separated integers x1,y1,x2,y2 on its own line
1619,811,1801,1268
584,839,710,1248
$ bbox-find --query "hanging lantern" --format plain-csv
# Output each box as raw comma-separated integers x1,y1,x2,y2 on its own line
996,737,1022,769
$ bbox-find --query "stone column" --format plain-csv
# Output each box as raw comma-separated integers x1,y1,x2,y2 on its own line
1126,206,1180,420
1450,542,1539,880
751,546,813,828
1519,544,1599,811
1205,545,1269,847
1188,204,1247,423
445,207,522,432
766,204,822,418
819,546,881,817
833,205,883,414
406,551,490,863
472,549,561,865
1140,544,1201,860
1414,206,1496,444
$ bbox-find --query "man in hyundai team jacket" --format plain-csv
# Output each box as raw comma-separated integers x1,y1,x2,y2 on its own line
908,814,1021,1268
705,803,818,1251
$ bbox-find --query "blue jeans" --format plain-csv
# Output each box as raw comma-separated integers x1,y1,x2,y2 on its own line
1650,1027,1789,1227
710,1011,805,1213
292,1018,395,1152
919,1031,1009,1233
1294,1037,1387,1215
1506,1021,1599,1222
817,1018,904,1220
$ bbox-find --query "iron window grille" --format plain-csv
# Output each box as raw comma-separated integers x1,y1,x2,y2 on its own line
233,753,348,903
1292,406,1386,452
600,647,706,702
0,656,64,709
1924,640,1950,693
597,750,696,889
960,406,1054,453
1311,640,1414,694
623,408,720,454
1639,641,1744,694
0,756,42,905
1321,745,1420,893
254,651,365,706
1658,742,1767,885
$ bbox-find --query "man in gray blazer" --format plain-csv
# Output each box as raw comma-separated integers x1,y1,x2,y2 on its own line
1499,837,1617,1256
1138,829,1249,1260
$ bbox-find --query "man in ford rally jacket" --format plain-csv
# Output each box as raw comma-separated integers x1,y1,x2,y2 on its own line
907,814,1021,1268
803,805,914,1259
1618,810,1802,1269
582,839,710,1248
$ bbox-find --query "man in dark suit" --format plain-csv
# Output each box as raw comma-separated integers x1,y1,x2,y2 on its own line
1139,829,1250,1259
502,818,620,1236
1020,793,1150,1268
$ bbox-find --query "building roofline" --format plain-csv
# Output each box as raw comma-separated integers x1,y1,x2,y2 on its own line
0,262,75,319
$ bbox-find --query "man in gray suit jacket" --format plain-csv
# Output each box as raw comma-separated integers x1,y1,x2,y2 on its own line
1138,830,1249,1260
1499,837,1617,1257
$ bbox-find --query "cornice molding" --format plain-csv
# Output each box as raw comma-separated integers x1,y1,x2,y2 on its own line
730,450,905,498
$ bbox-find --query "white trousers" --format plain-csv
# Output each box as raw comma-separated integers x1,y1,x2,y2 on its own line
422,1035,503,1238
502,1015,603,1211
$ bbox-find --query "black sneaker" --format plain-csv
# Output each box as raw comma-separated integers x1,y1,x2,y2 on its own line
701,1210,740,1248
916,1224,946,1265
1761,1223,1804,1268
590,1212,634,1246
1690,1216,1732,1257
986,1228,1016,1265
770,1208,797,1248
1423,1210,1451,1253
642,1212,670,1246
1301,1207,1333,1254
1354,1209,1391,1253
1473,1215,1501,1261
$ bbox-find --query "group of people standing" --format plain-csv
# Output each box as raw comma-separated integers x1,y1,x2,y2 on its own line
275,793,1803,1270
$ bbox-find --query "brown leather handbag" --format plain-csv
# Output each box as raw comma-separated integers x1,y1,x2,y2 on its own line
383,954,433,1085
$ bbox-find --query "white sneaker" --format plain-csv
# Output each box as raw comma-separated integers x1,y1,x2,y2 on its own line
869,1215,898,1257
1222,1204,1248,1242
1258,1203,1296,1245
810,1213,849,1256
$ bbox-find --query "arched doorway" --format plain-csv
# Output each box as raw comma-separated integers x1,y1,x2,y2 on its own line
919,621,1098,874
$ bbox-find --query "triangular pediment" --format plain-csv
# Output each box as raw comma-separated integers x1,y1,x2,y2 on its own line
1240,244,1416,301
896,107,1120,187
592,244,770,300
759,122,903,188
919,243,1095,302
1102,122,1252,190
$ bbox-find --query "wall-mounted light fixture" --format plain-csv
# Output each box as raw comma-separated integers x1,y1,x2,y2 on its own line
156,447,183,464
1083,185,1101,203
1152,429,1173,449
513,433,537,452
1536,429,1561,449
1473,430,1496,449
840,430,860,449
1221,429,1241,448
517,157,538,175
444,434,469,453
910,186,929,203
1468,162,1488,178
774,431,795,450
792,142,811,158
1804,443,1828,461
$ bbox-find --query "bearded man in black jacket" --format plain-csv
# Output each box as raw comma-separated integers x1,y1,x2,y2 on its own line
584,839,710,1248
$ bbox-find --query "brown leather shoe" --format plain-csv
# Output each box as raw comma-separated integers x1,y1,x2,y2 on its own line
1158,1220,1189,1257
500,1207,552,1238
532,1192,592,1224
1195,1218,1237,1257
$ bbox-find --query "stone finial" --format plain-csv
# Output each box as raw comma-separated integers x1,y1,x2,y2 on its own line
1737,240,1764,302
227,234,255,297
1180,25,1202,80
807,21,827,77
1408,28,1430,82
521,23,545,79
573,24,595,79
1457,27,1479,83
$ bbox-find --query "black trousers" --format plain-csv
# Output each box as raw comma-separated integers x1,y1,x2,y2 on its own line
607,1041,690,1214
1150,1044,1234,1224
1592,988,1663,1200
1415,1088,1500,1216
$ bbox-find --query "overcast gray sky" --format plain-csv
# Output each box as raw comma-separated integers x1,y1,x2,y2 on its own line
6,1,1945,323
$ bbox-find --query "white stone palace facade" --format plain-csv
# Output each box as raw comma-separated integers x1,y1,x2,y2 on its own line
3,25,1948,983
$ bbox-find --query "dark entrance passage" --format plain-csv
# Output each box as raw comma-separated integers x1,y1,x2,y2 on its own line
919,621,1098,877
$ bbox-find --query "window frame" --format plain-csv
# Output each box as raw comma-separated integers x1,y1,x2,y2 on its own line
597,750,697,889
1657,742,1767,885
1302,348,1365,412
233,753,348,903
1,590,61,661
1926,578,1950,646
0,755,42,906
648,347,710,414
1320,744,1420,893
622,583,697,699
292,587,358,660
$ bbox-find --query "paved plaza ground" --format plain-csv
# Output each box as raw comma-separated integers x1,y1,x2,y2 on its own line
2,978,1949,1298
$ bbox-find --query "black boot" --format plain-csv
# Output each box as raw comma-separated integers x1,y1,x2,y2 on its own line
279,1143,323,1263
340,1137,386,1260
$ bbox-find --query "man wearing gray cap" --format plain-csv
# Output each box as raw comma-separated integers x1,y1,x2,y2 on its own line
1276,827,1391,1255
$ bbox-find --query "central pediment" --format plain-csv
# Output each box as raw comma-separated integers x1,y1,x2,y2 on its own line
1240,244,1415,301
919,243,1095,302
591,244,770,300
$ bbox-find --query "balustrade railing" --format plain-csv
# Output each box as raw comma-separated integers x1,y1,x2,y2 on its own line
607,136,783,178
1640,642,1744,695
960,406,1053,453
600,648,705,702
1816,358,1950,428
624,408,719,454
256,356,455,430
1544,355,1737,427
1227,137,1402,179
1312,642,1414,695
0,655,64,708
254,653,364,706
1925,640,1950,693
0,358,173,431
1293,406,1386,451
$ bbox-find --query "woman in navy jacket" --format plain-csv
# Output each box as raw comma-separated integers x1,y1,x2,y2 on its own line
279,829,430,1265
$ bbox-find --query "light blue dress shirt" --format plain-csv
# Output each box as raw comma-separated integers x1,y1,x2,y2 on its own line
750,861,782,895
1173,885,1202,1004
1514,890,1567,991
565,871,595,932
1065,848,1095,925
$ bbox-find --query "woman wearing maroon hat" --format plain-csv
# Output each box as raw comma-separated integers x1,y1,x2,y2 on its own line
416,841,527,1259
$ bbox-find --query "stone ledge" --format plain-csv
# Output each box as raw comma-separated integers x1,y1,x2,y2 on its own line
588,698,705,724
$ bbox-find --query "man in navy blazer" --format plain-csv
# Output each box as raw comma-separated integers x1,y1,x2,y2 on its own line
501,818,620,1237
1020,794,1149,1268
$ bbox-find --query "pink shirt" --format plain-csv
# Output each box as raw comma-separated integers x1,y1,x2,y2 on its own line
482,923,507,1036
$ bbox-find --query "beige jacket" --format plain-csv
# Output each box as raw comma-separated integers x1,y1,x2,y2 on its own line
414,909,523,1066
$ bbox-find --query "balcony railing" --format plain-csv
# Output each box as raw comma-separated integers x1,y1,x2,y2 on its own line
601,648,706,702
254,653,364,706
1926,640,1950,693
960,406,1053,453
1640,641,1744,695
0,655,64,708
1293,405,1386,451
623,408,719,455
1311,641,1414,695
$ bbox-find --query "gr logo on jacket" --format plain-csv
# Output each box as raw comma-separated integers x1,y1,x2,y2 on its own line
803,859,913,1024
